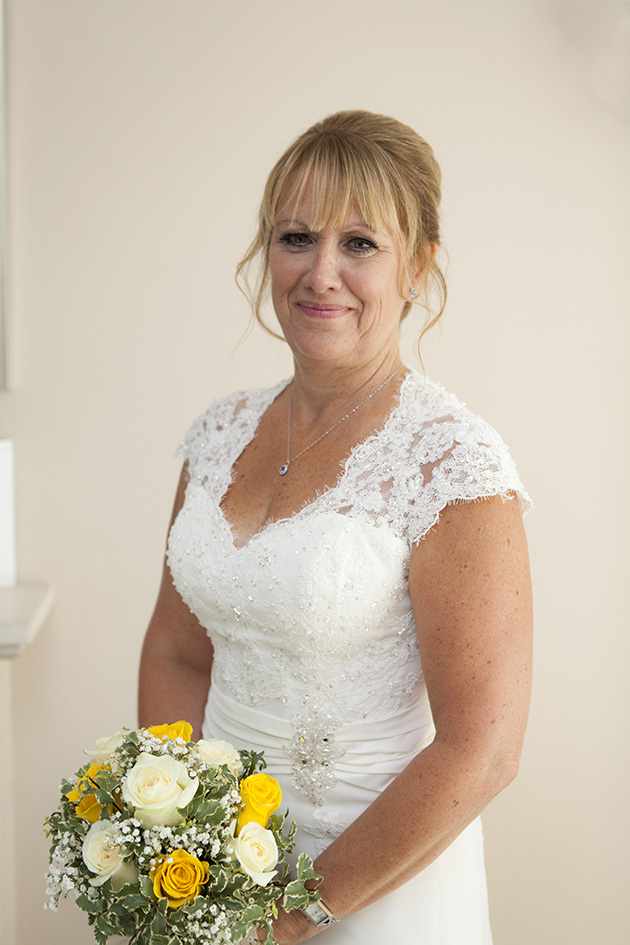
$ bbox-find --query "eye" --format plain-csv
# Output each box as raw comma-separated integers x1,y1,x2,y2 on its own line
346,236,380,255
278,230,312,248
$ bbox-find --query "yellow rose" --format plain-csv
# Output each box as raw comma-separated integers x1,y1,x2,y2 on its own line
236,773,282,835
152,849,209,907
66,763,108,823
146,721,193,743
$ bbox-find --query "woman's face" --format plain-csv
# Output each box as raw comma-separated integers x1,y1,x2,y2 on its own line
268,177,412,371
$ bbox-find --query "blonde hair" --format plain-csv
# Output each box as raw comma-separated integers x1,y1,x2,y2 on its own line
236,110,447,348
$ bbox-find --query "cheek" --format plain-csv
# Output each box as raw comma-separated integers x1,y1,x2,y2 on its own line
269,254,302,292
270,274,289,309
269,255,288,290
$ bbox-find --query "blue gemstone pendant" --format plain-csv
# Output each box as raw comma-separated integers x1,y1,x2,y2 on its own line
279,464,289,475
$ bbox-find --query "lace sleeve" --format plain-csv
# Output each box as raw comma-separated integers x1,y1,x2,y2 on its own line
176,382,289,489
404,400,532,545
176,391,250,485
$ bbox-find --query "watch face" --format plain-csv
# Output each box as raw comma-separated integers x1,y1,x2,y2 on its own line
304,900,336,926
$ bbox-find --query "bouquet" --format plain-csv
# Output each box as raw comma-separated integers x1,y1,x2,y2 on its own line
44,721,322,944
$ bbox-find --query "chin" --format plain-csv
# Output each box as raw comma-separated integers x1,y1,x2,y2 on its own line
292,336,359,365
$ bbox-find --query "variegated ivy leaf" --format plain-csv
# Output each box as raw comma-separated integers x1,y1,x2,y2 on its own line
151,907,168,935
93,915,120,938
140,873,155,899
230,902,266,941
92,927,108,945
188,798,228,826
296,852,321,882
283,879,317,913
75,894,105,915
207,863,229,893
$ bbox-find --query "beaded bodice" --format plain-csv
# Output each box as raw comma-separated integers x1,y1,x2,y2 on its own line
166,371,530,805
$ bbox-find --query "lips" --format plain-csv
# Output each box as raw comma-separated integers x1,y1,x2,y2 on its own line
296,301,351,318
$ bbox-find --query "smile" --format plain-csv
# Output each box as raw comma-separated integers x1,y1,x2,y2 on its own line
296,302,351,319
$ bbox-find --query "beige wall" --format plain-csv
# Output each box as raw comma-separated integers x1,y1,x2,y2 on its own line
2,1,628,943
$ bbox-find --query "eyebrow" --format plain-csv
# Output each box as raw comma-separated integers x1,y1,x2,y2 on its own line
275,218,378,233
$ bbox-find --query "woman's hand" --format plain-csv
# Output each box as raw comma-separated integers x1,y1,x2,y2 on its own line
254,904,319,945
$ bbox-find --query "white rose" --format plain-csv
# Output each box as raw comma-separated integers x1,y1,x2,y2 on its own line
196,739,241,777
82,820,139,890
121,752,199,827
84,729,128,766
233,821,278,886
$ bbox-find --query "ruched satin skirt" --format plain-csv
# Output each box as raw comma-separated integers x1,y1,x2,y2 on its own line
204,684,493,944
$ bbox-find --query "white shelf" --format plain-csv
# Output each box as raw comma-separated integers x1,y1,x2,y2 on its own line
0,583,54,658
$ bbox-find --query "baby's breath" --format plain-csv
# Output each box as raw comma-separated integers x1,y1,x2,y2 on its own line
44,725,320,943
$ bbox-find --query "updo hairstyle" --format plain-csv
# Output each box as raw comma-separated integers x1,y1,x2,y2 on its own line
236,110,447,345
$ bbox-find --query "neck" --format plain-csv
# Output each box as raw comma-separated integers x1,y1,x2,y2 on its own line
289,353,404,421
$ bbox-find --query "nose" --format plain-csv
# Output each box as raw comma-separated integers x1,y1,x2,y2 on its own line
303,243,343,294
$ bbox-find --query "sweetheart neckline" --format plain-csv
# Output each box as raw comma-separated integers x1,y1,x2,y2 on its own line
217,371,416,551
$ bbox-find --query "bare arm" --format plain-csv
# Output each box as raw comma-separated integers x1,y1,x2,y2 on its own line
138,465,215,740
272,494,533,943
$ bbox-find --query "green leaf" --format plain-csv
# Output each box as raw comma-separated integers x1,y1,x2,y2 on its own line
125,729,141,748
262,928,278,945
213,895,244,911
118,893,150,911
230,902,266,941
281,852,322,911
270,816,296,856
207,779,232,798
207,864,228,897
140,874,156,899
133,927,154,945
108,901,129,917
157,897,169,916
180,895,207,916
275,861,290,885
115,913,142,936
206,864,228,894
283,879,316,913
189,798,227,826
93,926,109,945
75,894,105,915
109,894,151,917
95,916,121,937
239,748,267,779
296,851,322,884
223,871,251,894
149,908,167,936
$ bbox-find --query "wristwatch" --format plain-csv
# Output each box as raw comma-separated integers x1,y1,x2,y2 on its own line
301,898,338,927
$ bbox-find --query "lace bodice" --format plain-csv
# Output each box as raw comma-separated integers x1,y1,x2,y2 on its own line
167,371,530,804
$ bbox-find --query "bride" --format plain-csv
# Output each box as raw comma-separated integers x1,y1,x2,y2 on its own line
138,110,532,944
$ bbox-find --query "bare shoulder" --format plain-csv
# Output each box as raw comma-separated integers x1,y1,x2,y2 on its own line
409,494,530,589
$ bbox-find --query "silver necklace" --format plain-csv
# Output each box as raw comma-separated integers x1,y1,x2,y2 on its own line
279,366,402,475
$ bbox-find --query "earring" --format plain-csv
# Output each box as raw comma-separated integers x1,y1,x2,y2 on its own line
409,287,418,299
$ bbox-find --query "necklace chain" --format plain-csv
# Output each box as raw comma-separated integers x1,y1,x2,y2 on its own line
279,366,402,475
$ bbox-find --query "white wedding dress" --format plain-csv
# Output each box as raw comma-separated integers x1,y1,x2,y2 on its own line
167,370,531,944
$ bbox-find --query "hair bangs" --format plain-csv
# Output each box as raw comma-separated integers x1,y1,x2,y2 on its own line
271,136,403,242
